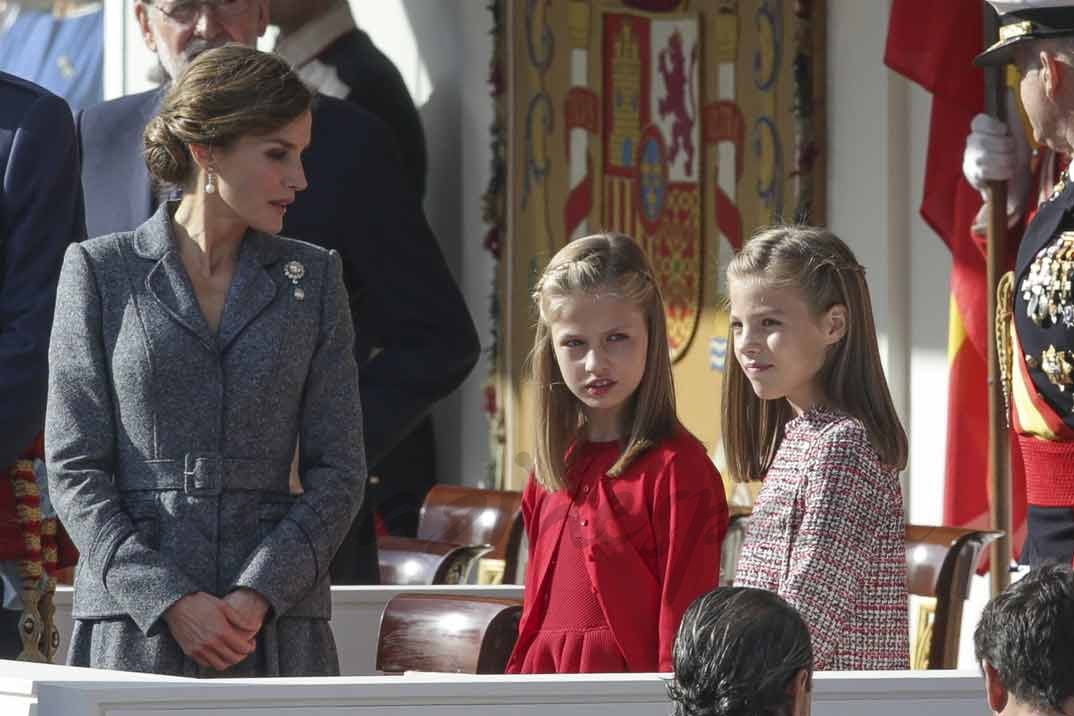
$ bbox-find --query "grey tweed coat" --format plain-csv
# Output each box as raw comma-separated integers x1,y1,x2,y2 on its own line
45,203,366,677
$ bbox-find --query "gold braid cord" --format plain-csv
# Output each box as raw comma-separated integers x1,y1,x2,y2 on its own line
996,271,1015,429
10,455,59,663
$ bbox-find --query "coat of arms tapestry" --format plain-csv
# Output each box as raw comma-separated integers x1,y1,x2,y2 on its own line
483,0,826,489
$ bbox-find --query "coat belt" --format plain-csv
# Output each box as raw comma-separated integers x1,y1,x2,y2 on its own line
117,453,291,496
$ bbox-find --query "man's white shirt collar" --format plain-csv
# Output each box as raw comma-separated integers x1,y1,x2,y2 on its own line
274,2,355,99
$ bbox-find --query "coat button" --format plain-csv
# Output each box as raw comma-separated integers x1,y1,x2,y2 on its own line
583,485,590,494
580,519,588,526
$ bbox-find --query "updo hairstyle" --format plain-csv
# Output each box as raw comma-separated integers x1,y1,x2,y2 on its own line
143,44,314,187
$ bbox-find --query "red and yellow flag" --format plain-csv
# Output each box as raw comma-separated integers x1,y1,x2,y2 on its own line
885,0,1027,553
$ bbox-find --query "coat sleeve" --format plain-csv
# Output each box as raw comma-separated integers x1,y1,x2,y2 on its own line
0,91,85,469
341,114,479,467
230,250,366,616
46,244,201,636
776,423,885,668
652,447,728,672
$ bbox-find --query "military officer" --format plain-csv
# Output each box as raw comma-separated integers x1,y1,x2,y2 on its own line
979,0,1074,566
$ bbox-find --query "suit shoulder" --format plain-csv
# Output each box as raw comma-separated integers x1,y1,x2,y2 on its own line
80,231,136,261
273,234,333,259
314,93,393,139
0,71,53,102
0,72,70,124
662,428,716,468
627,426,713,477
78,89,159,137
81,89,158,121
271,235,340,274
812,412,871,447
323,29,404,90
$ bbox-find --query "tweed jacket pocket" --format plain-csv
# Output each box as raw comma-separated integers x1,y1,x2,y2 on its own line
254,496,331,619
126,497,160,550
257,499,294,542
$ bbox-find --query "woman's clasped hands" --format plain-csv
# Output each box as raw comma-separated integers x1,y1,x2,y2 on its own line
163,588,270,671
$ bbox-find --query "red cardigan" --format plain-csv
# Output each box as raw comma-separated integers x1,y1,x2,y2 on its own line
509,429,728,673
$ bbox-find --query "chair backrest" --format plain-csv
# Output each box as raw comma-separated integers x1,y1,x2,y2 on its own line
376,593,523,674
377,536,492,585
418,485,525,583
905,524,1003,669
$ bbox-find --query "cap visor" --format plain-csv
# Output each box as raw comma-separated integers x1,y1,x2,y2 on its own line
975,36,1025,67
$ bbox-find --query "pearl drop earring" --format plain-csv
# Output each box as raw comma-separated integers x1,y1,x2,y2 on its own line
205,168,217,195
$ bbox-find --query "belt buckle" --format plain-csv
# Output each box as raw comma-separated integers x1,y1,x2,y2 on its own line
183,453,223,496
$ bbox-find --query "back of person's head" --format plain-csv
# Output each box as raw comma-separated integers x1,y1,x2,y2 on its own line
528,232,677,490
974,564,1074,715
669,587,813,716
143,44,314,189
721,225,907,482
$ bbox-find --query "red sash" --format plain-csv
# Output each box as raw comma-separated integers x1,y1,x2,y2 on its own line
1013,336,1074,507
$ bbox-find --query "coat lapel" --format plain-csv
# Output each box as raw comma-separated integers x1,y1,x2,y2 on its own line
137,204,216,352
135,205,284,354
216,231,281,352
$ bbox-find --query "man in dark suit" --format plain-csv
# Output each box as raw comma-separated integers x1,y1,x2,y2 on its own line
272,0,440,539
77,0,480,583
0,72,84,657
272,0,427,197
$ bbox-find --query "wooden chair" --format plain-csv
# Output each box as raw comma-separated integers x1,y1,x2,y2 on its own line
376,593,523,674
377,536,492,585
417,485,525,583
905,524,1003,669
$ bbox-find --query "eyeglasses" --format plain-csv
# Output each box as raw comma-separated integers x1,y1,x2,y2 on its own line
145,0,252,26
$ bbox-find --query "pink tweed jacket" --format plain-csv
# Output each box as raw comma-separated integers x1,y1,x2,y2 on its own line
734,407,909,670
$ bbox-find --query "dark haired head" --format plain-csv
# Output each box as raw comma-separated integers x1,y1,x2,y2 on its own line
668,587,813,716
143,44,314,188
974,564,1074,714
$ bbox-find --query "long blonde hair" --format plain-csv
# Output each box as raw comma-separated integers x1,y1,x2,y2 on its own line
722,225,908,483
529,233,678,491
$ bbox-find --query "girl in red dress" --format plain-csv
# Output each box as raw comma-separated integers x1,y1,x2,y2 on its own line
506,232,728,674
724,226,910,670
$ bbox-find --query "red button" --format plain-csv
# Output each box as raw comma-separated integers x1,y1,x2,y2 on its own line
580,519,588,526
583,485,590,494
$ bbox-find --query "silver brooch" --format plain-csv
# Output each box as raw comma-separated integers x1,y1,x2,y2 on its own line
284,260,306,301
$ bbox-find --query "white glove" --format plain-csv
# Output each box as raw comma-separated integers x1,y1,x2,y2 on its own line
962,99,1031,219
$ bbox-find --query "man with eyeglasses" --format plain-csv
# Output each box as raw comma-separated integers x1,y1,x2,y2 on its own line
76,0,480,586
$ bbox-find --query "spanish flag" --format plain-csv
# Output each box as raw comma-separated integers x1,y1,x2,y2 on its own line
885,0,1027,555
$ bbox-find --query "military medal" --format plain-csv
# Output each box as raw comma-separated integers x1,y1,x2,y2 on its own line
1021,233,1074,328
1041,344,1074,392
284,260,306,301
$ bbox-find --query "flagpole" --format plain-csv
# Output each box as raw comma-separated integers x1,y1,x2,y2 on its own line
983,4,1011,595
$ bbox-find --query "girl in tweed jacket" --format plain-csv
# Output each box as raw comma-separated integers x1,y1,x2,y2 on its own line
724,226,910,670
